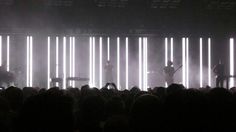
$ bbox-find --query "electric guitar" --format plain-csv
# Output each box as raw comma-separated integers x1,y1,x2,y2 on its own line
164,65,182,82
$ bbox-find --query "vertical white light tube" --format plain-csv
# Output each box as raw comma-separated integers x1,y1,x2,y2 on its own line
182,38,186,87
230,38,234,88
69,37,72,86
165,37,168,87
7,36,10,71
165,37,168,66
200,38,203,88
125,37,129,90
63,37,67,89
99,37,103,88
139,37,143,89
89,37,93,86
146,38,148,90
0,35,2,67
26,36,30,86
107,37,110,61
29,36,33,87
208,38,211,87
170,37,173,63
72,37,75,87
143,37,148,91
186,38,189,88
47,37,51,89
92,37,96,87
117,37,120,90
143,38,145,90
56,37,59,87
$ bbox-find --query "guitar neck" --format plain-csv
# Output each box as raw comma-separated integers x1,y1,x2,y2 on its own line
173,65,182,74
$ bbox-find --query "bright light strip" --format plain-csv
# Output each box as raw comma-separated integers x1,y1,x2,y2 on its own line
230,38,234,88
0,35,2,66
63,37,67,89
182,38,186,87
72,37,75,87
143,37,148,91
170,37,173,63
117,37,120,90
99,37,103,88
92,37,96,87
200,38,203,88
30,36,33,87
208,38,211,87
55,37,59,87
125,37,129,90
47,37,51,89
7,36,10,71
165,37,168,66
69,37,72,86
26,36,30,86
146,37,148,90
139,37,143,89
165,37,169,87
143,38,145,90
107,37,110,61
186,38,189,88
89,37,92,86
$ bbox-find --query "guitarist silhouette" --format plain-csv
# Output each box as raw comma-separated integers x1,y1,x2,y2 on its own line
163,60,182,86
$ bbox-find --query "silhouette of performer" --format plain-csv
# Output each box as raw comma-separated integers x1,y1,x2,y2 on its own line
213,60,225,87
163,60,175,86
104,60,113,83
0,61,14,87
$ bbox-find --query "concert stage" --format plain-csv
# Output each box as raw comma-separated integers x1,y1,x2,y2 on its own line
0,35,235,90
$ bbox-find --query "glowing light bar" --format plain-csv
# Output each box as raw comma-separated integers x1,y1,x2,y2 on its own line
107,37,110,61
143,38,146,90
0,35,2,67
47,37,51,89
30,36,33,87
146,38,148,90
143,37,148,91
182,38,186,87
92,37,96,87
170,37,173,63
26,36,33,87
146,37,148,90
63,37,67,89
72,37,75,87
69,37,72,86
200,38,203,88
186,38,189,88
99,37,103,88
125,37,129,89
117,37,120,90
165,37,168,66
56,37,59,87
7,36,10,71
89,37,92,86
139,37,143,89
230,38,234,88
26,36,30,86
208,38,211,87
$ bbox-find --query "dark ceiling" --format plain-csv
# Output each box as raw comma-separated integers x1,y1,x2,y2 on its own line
0,0,235,35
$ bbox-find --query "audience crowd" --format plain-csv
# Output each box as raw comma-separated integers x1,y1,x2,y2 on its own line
1,83,236,132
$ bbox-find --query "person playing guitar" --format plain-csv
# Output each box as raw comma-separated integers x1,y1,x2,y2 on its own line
213,60,225,88
163,60,182,86
163,60,175,86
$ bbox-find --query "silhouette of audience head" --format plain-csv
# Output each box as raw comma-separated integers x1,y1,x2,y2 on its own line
0,83,235,132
